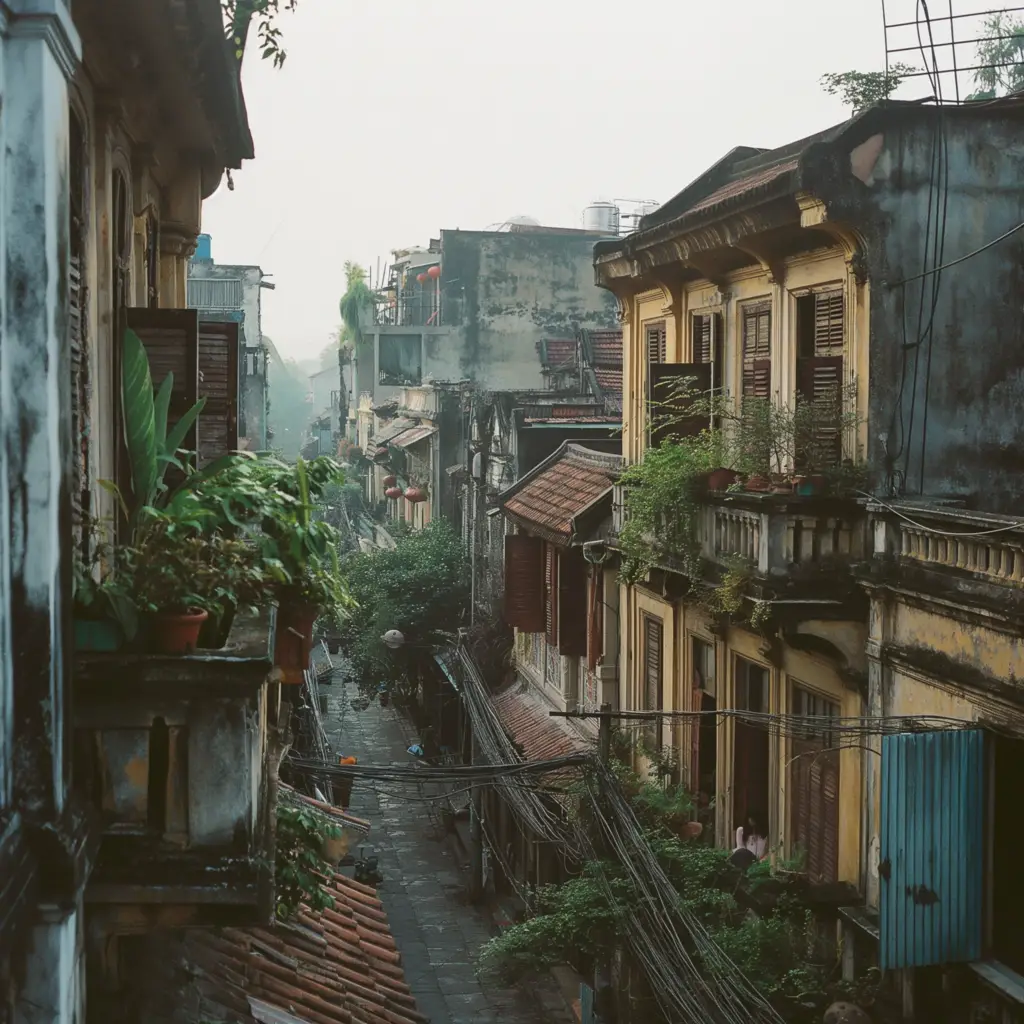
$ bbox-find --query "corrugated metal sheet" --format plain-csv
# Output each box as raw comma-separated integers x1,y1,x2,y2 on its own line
390,424,436,448
879,728,985,970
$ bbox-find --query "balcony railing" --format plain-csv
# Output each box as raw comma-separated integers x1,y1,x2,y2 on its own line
612,484,868,578
872,501,1024,587
74,609,282,924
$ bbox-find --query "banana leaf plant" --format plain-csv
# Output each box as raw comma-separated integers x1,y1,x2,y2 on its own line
100,327,207,533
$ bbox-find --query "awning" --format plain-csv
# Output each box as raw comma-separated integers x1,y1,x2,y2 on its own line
391,424,437,449
373,417,415,446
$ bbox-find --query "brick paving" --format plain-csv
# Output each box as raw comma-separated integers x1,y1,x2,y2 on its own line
322,671,572,1024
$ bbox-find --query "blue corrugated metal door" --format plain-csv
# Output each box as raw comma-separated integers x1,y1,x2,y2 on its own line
880,729,985,970
579,983,595,1024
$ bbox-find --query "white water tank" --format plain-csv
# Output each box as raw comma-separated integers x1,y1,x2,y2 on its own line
583,201,620,235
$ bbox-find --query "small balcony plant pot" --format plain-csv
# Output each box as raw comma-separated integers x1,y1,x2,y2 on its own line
74,618,122,653
707,468,739,492
197,602,236,650
274,602,319,684
770,474,792,494
321,832,351,866
149,609,208,655
744,473,771,493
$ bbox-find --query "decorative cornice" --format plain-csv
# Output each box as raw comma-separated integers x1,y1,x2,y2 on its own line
3,0,81,81
159,222,197,259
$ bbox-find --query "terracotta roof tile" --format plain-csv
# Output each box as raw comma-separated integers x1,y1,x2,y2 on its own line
491,683,591,763
184,872,426,1024
588,330,623,368
537,338,577,370
502,445,619,540
594,367,622,393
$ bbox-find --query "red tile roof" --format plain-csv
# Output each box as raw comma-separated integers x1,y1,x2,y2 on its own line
688,157,799,215
588,329,623,368
185,872,425,1024
537,338,577,370
502,444,619,541
492,683,590,763
594,367,622,393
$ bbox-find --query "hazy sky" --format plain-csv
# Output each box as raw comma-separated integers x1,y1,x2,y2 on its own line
200,1,925,361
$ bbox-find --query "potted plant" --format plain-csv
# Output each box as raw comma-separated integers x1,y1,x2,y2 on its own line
72,530,136,652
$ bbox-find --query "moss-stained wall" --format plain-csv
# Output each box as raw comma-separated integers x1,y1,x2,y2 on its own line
439,228,618,390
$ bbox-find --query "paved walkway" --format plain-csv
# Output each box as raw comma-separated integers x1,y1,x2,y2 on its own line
322,672,572,1024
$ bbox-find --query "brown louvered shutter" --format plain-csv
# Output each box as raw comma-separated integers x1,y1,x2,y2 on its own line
808,751,840,884
587,568,604,671
645,321,667,364
742,303,771,399
544,543,559,646
197,320,240,467
813,290,844,355
648,362,713,446
689,685,704,790
503,534,545,632
790,735,816,870
69,253,89,536
558,549,587,657
643,616,663,748
692,313,723,366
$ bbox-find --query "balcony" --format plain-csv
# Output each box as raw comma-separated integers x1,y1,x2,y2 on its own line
612,483,868,588
74,609,283,927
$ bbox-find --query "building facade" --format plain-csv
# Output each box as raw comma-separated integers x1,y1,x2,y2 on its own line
596,98,1024,1020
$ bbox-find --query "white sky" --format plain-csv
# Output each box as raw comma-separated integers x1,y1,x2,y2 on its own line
200,0,929,361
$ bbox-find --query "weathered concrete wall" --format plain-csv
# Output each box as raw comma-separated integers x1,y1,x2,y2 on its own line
821,111,1024,512
440,229,618,390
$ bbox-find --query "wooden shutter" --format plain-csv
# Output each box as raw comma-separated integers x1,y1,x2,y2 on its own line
645,321,667,364
69,253,89,535
689,685,704,791
125,307,200,456
503,534,545,632
587,568,604,672
643,616,663,748
692,313,722,366
813,290,844,355
197,320,240,467
558,549,588,657
648,362,713,447
807,752,840,883
742,303,771,399
544,543,559,646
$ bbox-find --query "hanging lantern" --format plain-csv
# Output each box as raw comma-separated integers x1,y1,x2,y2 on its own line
404,486,426,503
427,265,441,280
382,474,397,487
416,272,428,284
384,486,403,499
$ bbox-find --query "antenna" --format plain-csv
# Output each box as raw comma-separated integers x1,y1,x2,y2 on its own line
882,0,1024,104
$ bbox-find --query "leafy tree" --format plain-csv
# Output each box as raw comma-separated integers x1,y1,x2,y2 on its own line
222,0,298,68
338,520,470,691
968,13,1024,99
338,262,378,350
820,63,917,112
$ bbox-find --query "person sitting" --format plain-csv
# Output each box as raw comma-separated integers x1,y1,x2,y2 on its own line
734,814,768,860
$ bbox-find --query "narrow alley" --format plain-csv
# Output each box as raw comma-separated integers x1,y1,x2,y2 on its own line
322,670,572,1024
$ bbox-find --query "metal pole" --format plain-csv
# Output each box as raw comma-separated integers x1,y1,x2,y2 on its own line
469,726,484,902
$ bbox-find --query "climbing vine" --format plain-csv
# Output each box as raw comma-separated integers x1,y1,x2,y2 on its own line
275,803,341,920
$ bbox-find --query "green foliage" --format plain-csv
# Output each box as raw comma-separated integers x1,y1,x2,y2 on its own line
223,0,298,68
275,803,340,920
701,555,755,620
339,520,469,689
970,13,1024,99
339,262,379,348
820,63,917,112
113,327,206,525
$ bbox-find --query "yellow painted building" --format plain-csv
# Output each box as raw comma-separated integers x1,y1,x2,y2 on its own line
597,100,1024,1018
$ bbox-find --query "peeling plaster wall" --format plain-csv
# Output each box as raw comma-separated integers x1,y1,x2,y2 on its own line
438,229,618,389
850,114,1024,511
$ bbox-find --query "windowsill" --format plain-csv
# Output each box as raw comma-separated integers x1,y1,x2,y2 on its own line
970,961,1024,1007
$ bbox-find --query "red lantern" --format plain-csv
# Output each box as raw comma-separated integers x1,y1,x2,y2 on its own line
427,265,441,280
416,272,428,284
404,486,426,503
382,474,397,487
384,486,403,499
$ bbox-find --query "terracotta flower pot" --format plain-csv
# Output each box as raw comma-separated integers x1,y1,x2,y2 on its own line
149,609,208,655
770,474,792,494
274,602,319,684
707,468,739,491
744,474,771,493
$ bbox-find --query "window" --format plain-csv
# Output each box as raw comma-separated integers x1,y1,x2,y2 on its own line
587,568,604,672
503,534,545,633
690,638,717,832
733,657,770,840
796,291,845,468
645,320,667,364
642,615,663,749
789,686,840,884
197,321,240,468
557,549,587,657
187,277,244,310
691,313,723,368
544,543,559,647
741,302,771,399
378,334,422,386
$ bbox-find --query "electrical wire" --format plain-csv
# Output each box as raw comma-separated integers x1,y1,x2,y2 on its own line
863,490,1024,537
